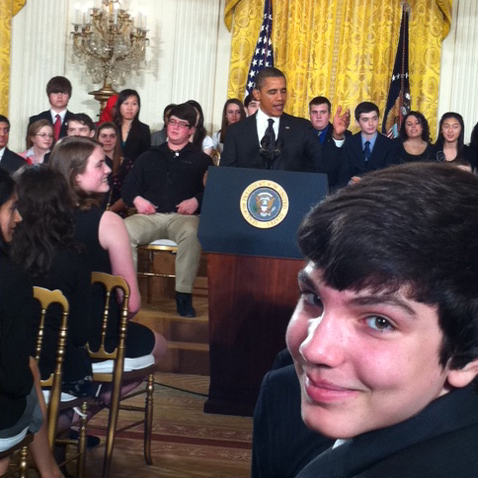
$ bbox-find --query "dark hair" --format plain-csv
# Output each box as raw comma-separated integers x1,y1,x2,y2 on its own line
254,67,286,91
298,163,478,371
168,103,197,129
219,99,246,143
309,96,331,113
186,100,208,149
96,122,122,174
26,119,53,149
470,122,478,151
244,93,255,108
354,101,379,122
49,136,103,210
114,89,141,127
0,115,10,128
11,165,75,278
399,111,431,143
67,113,96,134
0,169,16,250
46,76,72,97
163,103,177,123
437,112,465,151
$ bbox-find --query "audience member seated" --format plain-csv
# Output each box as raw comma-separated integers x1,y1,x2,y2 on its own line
432,112,475,167
0,169,64,478
186,100,214,156
337,101,398,186
20,120,53,165
212,99,246,154
151,103,176,147
97,122,130,216
49,137,166,366
28,76,74,143
12,166,94,397
253,163,478,478
114,89,151,164
308,96,351,187
0,115,27,174
395,110,434,163
121,103,213,318
66,113,96,138
244,93,260,116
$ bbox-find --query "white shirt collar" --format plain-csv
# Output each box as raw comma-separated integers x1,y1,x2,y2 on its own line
50,109,67,123
0,147,5,161
256,107,281,144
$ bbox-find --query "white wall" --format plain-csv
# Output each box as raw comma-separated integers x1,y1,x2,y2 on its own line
9,0,231,151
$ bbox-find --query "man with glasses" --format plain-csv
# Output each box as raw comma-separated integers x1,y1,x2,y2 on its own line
122,103,213,317
0,115,27,174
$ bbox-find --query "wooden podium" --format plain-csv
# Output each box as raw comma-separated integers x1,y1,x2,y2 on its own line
198,167,328,416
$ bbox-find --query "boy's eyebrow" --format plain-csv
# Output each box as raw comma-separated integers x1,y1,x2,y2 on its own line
298,269,316,290
350,295,417,317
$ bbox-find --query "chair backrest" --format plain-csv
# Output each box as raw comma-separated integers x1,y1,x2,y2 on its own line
32,286,69,449
88,272,130,384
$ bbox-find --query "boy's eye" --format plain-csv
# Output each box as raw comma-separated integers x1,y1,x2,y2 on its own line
300,291,323,308
365,315,395,332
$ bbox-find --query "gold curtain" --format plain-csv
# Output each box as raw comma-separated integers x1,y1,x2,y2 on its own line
0,0,27,115
226,0,452,136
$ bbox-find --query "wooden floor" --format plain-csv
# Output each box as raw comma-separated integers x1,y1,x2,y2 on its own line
81,372,253,477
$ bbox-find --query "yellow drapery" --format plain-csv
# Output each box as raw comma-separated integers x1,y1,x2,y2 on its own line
225,0,452,136
0,0,26,116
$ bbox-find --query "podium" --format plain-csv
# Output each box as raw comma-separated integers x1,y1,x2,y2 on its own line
198,167,328,416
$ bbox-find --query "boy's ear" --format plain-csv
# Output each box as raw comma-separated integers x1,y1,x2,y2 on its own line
447,359,478,388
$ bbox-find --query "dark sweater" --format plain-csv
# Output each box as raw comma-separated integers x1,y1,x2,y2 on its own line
0,250,34,430
121,142,213,212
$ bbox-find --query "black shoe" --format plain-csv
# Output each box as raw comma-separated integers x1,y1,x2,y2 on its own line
176,292,196,317
69,429,101,448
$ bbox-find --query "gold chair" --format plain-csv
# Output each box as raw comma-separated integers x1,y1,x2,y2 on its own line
137,239,178,303
33,286,87,478
88,272,156,478
0,434,33,478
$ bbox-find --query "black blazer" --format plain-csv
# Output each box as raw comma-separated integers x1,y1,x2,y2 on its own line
338,132,399,186
0,148,27,174
221,113,326,172
120,121,151,163
28,110,75,140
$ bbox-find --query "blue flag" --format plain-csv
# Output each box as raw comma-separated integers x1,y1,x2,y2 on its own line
245,0,274,97
382,3,411,138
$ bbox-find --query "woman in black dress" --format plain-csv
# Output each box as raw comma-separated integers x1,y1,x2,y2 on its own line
395,111,434,164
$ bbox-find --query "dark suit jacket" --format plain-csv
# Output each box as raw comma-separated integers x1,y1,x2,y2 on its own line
28,110,75,140
221,113,330,172
120,121,151,163
253,364,478,478
312,123,352,188
338,132,399,187
0,148,27,174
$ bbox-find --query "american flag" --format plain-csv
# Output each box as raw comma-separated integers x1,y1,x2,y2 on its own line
245,0,274,96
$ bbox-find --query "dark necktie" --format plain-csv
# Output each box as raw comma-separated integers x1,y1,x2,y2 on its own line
262,118,275,150
363,140,371,162
53,114,61,141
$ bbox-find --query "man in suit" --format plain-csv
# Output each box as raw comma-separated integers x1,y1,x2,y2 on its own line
221,67,348,172
252,163,478,477
309,96,351,188
337,101,398,187
0,116,27,174
28,76,75,143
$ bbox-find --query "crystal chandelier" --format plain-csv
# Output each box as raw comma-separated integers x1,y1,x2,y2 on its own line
71,0,149,111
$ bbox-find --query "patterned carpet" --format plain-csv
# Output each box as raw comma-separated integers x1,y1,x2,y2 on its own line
79,373,253,478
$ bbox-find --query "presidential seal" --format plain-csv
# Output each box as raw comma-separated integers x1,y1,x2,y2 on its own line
240,180,289,229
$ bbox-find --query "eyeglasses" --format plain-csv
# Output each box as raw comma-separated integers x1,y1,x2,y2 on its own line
36,133,54,138
168,119,190,129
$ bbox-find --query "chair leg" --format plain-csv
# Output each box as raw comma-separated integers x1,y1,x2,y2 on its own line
144,373,154,465
77,401,88,478
18,446,29,478
147,250,153,304
102,386,122,478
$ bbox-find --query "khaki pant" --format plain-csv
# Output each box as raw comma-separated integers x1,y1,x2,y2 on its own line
124,213,201,294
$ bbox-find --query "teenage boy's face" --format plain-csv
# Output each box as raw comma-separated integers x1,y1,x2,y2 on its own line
357,111,379,138
49,92,70,110
286,263,469,440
